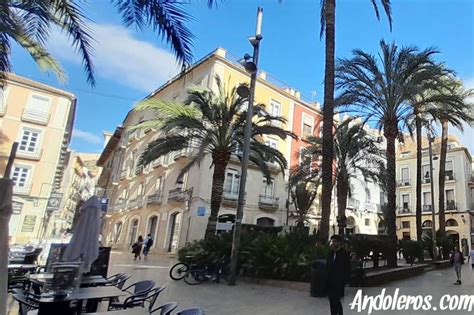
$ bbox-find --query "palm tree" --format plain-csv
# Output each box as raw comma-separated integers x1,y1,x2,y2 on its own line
1,0,216,86
423,78,473,236
134,76,296,239
318,0,392,242
335,40,446,267
293,119,384,235
289,180,319,229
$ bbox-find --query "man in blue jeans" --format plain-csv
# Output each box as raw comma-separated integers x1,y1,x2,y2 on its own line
326,235,351,315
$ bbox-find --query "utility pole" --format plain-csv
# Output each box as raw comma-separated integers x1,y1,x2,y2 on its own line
428,130,438,260
228,7,263,286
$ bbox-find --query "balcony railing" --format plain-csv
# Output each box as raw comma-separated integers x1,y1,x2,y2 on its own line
173,148,192,160
422,205,432,212
127,196,144,210
21,108,50,125
446,201,457,210
146,192,163,205
114,199,127,211
258,195,279,210
16,148,42,160
13,185,31,195
445,172,455,181
397,180,411,187
422,178,431,184
222,190,246,207
397,207,411,214
168,188,187,202
120,169,128,179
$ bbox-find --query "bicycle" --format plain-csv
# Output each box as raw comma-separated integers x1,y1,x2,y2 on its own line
169,256,229,285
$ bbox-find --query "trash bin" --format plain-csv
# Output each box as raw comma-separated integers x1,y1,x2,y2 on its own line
310,259,327,297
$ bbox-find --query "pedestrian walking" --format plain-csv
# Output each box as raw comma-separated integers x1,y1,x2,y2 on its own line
143,233,154,260
469,248,474,267
449,246,464,285
326,235,351,315
132,235,144,261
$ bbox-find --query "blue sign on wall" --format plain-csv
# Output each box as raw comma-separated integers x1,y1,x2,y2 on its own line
197,207,206,216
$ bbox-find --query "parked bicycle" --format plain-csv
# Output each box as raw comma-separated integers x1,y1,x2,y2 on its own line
169,256,229,285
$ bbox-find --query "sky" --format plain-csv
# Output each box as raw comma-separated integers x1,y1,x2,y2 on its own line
9,0,474,153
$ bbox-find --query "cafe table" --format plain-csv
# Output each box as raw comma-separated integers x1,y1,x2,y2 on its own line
87,308,149,315
29,273,108,287
37,286,127,314
8,264,38,272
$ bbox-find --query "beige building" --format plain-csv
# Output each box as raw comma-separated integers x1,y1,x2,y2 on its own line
395,135,474,247
44,151,101,238
97,48,323,254
0,73,76,244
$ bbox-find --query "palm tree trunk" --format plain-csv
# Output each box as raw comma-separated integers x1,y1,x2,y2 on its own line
438,119,448,236
320,0,336,242
204,153,230,239
384,122,398,268
336,177,348,235
415,113,423,241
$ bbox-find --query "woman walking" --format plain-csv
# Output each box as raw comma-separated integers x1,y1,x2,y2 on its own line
132,235,144,261
450,246,464,285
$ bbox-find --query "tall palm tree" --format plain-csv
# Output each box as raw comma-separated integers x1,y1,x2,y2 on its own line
335,40,446,267
318,0,392,242
289,180,319,229
1,0,216,86
134,77,296,239
292,119,384,235
423,78,473,236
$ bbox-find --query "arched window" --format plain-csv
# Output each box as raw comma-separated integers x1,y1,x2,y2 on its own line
148,216,158,243
129,219,139,245
167,212,182,253
256,217,275,227
446,219,458,227
422,220,432,228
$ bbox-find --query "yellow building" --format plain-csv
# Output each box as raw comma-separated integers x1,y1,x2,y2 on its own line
395,135,474,248
97,48,322,254
0,73,76,244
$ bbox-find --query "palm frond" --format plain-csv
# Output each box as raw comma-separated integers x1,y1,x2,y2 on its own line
139,135,188,166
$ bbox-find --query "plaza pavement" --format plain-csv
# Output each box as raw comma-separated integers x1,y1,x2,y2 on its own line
106,251,474,315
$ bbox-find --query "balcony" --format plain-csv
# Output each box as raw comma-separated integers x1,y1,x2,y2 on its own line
135,165,144,175
422,205,432,212
445,171,455,181
173,148,191,160
422,177,431,184
398,207,411,214
114,199,127,212
16,148,42,160
258,195,279,210
446,201,457,211
13,185,31,195
168,188,187,202
146,192,163,205
127,129,142,142
21,108,50,125
120,169,128,179
347,198,360,209
127,196,144,210
397,180,411,187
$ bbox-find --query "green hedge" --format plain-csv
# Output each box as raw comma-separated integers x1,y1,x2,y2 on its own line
178,230,329,282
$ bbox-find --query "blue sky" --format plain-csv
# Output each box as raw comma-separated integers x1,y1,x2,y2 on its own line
9,0,474,153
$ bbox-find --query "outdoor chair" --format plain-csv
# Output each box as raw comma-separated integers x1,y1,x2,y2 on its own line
12,293,40,315
177,308,205,315
110,286,166,310
11,288,41,300
108,280,155,310
150,302,179,315
104,273,125,286
8,274,30,292
115,274,131,289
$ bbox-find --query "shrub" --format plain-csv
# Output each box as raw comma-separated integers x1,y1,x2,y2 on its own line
401,240,424,264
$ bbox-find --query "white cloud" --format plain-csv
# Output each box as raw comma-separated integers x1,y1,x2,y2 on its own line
47,23,180,92
72,129,102,145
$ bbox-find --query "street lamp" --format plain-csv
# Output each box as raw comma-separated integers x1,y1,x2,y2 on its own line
427,128,438,260
228,7,263,286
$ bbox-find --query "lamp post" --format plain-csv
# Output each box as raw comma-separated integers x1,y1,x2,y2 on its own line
228,7,263,286
427,129,438,260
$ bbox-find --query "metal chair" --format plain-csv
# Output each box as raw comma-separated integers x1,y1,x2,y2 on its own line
108,280,155,310
114,286,166,310
12,293,39,315
104,273,125,286
151,302,179,315
115,274,131,289
177,308,205,315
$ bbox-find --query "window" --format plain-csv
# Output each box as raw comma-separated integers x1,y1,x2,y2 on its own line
138,183,145,196
265,139,278,149
301,113,314,139
401,168,410,181
402,221,410,229
423,192,431,208
400,151,410,158
224,169,240,195
269,99,281,117
12,166,31,187
129,150,137,176
156,176,164,193
421,148,428,156
422,165,430,182
365,188,371,203
446,189,455,202
18,128,41,154
402,194,410,210
402,232,411,240
21,215,37,232
256,217,275,227
262,178,274,197
23,94,51,124
365,219,370,226
0,87,6,114
445,161,454,179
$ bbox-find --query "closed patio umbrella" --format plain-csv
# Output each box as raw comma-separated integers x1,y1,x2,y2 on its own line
62,196,102,272
0,178,13,315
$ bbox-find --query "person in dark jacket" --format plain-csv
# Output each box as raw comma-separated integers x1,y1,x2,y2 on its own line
326,235,351,315
132,235,144,261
